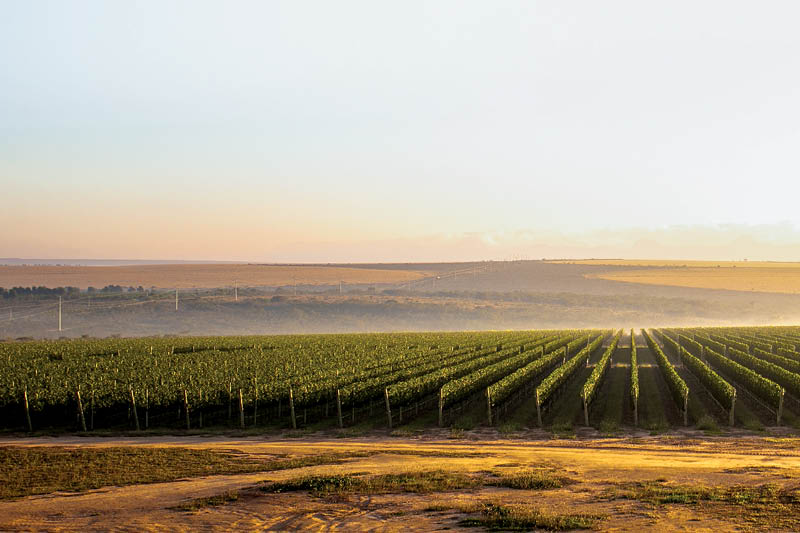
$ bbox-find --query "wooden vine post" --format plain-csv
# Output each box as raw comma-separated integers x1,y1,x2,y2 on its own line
288,385,297,429
729,391,736,426
227,382,232,422
682,391,688,427
777,390,784,426
23,387,32,432
238,388,245,428
130,387,140,431
253,386,258,426
90,387,95,431
438,388,444,427
486,388,493,426
583,392,589,426
535,389,542,427
183,389,190,430
336,389,343,428
76,389,87,432
384,387,392,429
585,337,590,367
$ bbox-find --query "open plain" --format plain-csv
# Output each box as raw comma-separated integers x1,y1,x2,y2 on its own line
0,264,426,290
1,434,799,532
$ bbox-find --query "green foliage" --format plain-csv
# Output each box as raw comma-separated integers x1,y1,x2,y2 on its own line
581,330,622,405
643,330,689,408
536,333,606,405
392,332,570,406
752,347,800,375
487,347,565,407
707,347,785,408
630,329,639,406
441,344,546,408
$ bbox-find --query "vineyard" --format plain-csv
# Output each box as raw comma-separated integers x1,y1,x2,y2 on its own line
3,326,800,433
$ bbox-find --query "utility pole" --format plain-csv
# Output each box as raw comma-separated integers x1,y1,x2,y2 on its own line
234,280,238,302
175,289,179,311
58,296,62,332
339,281,342,294
294,278,297,296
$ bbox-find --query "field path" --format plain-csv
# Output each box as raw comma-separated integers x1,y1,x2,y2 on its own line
2,435,800,531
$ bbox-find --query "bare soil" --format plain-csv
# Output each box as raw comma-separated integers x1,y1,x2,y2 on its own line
0,264,425,290
591,267,800,295
2,434,799,531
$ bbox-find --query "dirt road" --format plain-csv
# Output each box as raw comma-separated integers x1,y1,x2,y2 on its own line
2,435,799,531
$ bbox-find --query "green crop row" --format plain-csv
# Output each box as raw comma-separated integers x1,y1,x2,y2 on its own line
751,347,800,375
721,348,793,402
487,347,567,407
630,329,639,406
441,346,545,408
535,333,605,405
388,332,581,406
581,330,622,405
644,330,689,408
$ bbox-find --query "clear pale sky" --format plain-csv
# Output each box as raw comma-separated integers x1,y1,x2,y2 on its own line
3,1,800,262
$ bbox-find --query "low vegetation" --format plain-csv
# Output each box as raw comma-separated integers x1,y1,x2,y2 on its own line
490,469,574,490
459,503,602,531
606,479,800,530
0,447,268,500
262,470,482,495
171,490,240,512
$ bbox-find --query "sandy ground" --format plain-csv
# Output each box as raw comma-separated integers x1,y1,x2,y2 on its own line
549,259,800,269
588,267,800,295
0,264,425,290
2,435,799,532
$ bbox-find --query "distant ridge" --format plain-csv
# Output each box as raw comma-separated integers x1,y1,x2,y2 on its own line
0,259,247,267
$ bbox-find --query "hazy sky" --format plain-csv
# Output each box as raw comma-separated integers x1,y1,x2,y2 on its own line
3,1,800,262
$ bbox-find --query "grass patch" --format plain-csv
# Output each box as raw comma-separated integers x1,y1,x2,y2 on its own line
459,503,601,531
452,412,481,431
0,446,490,500
695,414,721,433
550,421,575,437
490,469,574,490
424,501,484,513
171,490,239,512
607,480,799,506
606,479,800,529
597,419,619,436
0,446,269,500
498,422,523,435
262,470,481,495
449,428,466,439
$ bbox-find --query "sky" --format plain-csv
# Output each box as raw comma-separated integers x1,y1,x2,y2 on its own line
3,1,800,262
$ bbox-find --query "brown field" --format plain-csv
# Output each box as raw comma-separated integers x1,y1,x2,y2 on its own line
0,264,425,290
543,259,800,294
548,259,800,268
2,435,799,531
589,267,800,295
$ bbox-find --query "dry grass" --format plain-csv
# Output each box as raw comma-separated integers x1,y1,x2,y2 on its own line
261,470,483,495
0,264,424,290
548,259,800,269
589,267,800,294
0,446,270,500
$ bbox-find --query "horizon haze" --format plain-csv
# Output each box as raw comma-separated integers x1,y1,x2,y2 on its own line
4,1,800,263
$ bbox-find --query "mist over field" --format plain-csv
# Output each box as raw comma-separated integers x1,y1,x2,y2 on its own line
3,261,800,340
